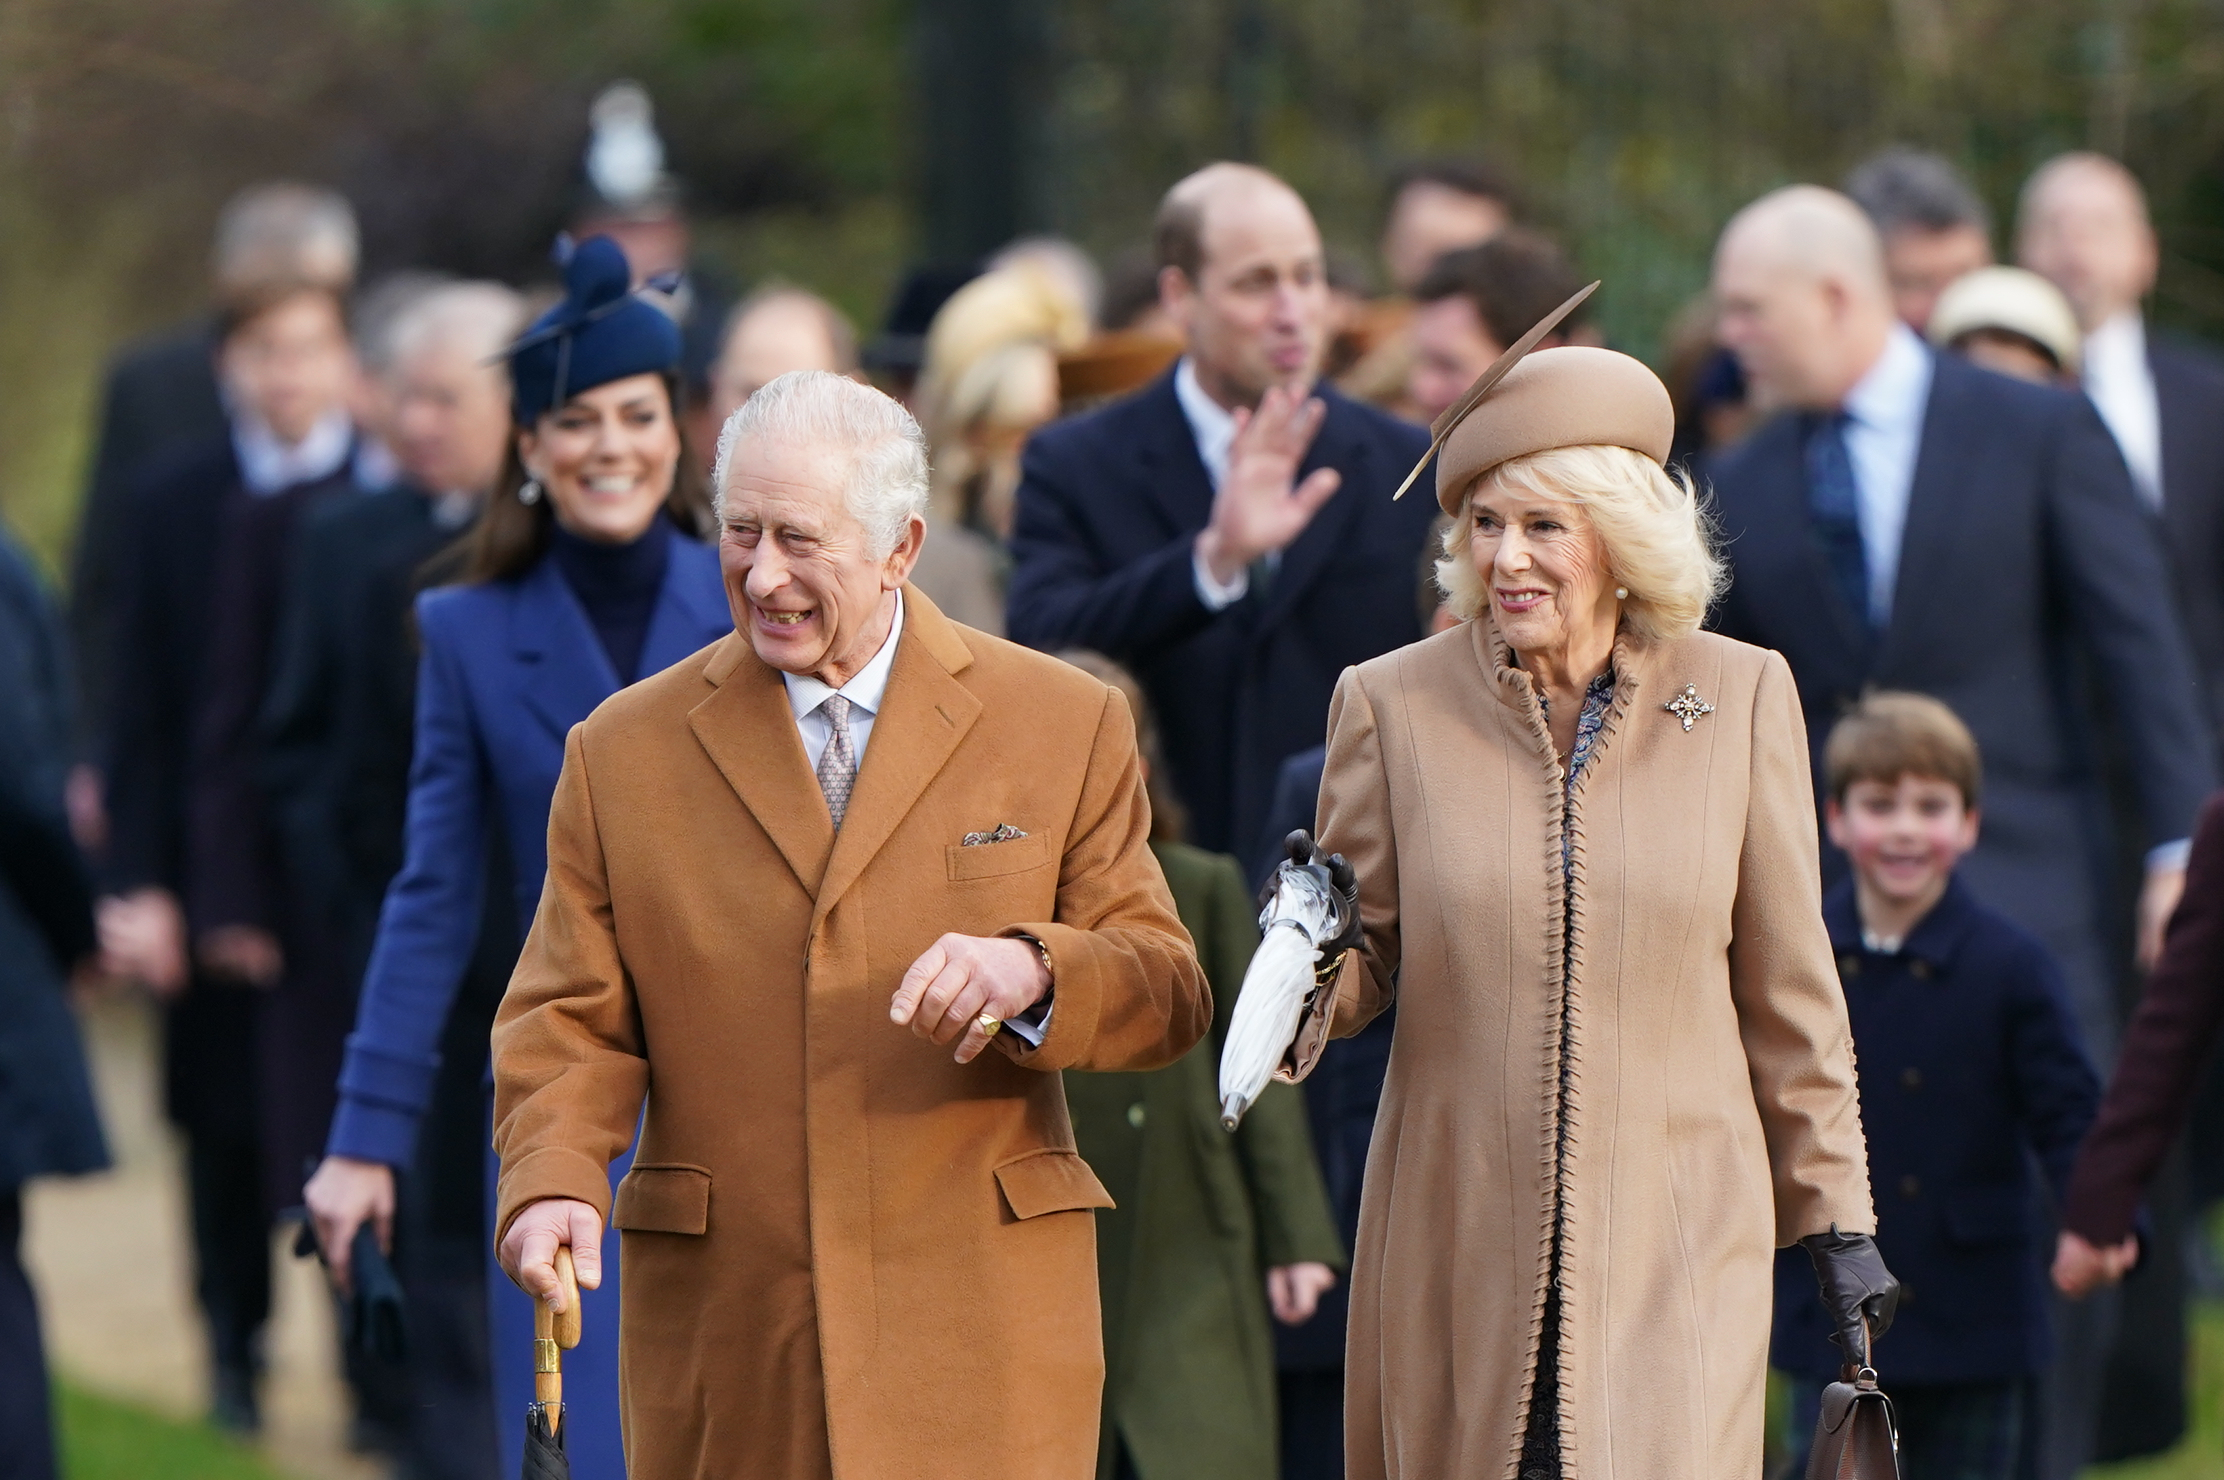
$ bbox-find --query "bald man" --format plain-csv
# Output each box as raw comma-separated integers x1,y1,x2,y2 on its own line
2021,154,2224,738
1008,163,1433,862
1708,189,2214,1474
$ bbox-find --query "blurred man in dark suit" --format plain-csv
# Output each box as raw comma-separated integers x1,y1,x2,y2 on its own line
70,184,357,766
99,272,359,1435
1843,147,1995,334
1008,163,1435,858
1706,185,2215,1480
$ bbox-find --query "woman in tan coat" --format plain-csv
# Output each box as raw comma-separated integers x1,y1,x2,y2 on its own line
1283,324,1898,1480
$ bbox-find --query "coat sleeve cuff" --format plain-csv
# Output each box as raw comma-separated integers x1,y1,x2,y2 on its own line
324,1096,423,1167
495,1145,616,1248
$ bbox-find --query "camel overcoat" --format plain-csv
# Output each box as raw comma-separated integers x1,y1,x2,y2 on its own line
490,588,1212,1480
1292,619,1875,1480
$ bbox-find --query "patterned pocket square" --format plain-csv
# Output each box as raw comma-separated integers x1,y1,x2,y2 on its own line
961,823,1029,847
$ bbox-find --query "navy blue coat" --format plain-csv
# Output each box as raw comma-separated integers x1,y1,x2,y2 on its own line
1772,877,2099,1384
1250,743,1394,1373
1708,352,2216,1052
0,534,106,1190
1007,374,1434,854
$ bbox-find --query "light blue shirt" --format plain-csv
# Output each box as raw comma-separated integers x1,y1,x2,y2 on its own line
1839,322,1934,628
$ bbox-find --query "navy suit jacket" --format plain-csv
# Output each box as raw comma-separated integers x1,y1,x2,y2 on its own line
1708,352,2215,1046
2150,334,2224,736
1007,373,1435,854
326,525,730,1167
1772,877,2099,1383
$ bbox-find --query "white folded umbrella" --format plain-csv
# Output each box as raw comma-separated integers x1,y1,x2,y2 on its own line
1219,862,1341,1129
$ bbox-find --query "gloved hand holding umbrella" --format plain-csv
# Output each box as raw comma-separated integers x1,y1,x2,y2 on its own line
1219,830,1362,1128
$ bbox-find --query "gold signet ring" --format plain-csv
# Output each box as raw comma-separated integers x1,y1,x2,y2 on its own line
976,1012,1003,1038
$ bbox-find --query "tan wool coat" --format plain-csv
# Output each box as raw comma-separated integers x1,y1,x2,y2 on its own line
490,589,1211,1480
1296,619,1875,1480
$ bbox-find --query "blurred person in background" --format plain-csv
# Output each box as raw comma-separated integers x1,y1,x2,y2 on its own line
1661,298,1759,468
346,272,457,494
917,261,1092,632
262,281,526,1478
1707,185,2214,1479
693,284,860,460
2020,153,2224,740
1378,160,1515,297
1057,649,1343,1480
1008,163,1434,858
1404,230,1588,426
302,236,728,1480
69,183,357,825
0,526,108,1480
1843,147,1995,334
2020,147,2224,1468
1925,266,2083,386
97,266,361,1435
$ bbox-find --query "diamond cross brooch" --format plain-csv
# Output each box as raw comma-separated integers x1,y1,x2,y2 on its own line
1663,683,1715,732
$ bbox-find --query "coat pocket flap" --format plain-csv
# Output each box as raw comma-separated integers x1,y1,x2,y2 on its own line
947,832,1051,881
612,1164,712,1234
993,1149,1114,1220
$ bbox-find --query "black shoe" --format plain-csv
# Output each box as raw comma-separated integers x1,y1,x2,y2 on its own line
210,1365,260,1435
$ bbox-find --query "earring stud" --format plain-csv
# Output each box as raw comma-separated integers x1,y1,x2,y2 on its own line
1615,585,1629,600
518,477,543,506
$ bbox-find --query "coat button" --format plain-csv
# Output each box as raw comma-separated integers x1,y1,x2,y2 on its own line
1900,1067,1922,1091
1899,1174,1921,1199
1839,954,1861,977
1909,959,1931,981
1126,1103,1146,1129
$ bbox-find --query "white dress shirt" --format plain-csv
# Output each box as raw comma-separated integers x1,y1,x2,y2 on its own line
1839,322,1934,628
2082,310,2165,510
1174,357,1255,610
781,591,1050,1041
230,407,354,497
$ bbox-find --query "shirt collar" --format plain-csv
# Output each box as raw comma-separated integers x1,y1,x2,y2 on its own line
1173,357,1238,488
231,407,355,496
1841,322,1934,434
2084,308,2148,380
1824,872,1976,970
783,589,905,724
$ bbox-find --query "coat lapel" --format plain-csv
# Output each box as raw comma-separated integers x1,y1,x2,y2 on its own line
812,589,981,921
1874,360,1974,678
1258,390,1374,628
1133,374,1217,540
687,634,835,895
512,557,621,744
1719,418,1869,677
641,528,734,675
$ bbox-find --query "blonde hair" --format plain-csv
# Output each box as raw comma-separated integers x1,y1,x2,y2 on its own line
1436,443,1725,644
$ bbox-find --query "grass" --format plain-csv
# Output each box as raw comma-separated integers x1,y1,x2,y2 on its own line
56,1382,284,1480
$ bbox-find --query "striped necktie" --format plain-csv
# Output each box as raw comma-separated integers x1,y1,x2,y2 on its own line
815,694,857,829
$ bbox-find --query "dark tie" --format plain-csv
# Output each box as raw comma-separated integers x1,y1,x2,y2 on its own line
1804,411,1872,635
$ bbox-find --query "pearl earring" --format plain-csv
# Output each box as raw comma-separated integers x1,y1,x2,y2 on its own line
1615,585,1629,600
518,477,543,506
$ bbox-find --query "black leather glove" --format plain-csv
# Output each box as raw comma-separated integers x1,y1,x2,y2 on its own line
1274,829,1363,954
1800,1225,1899,1369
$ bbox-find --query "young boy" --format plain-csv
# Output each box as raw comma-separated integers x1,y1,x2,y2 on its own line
1772,691,2101,1480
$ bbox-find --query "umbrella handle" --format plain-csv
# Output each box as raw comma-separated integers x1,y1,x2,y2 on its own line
533,1246,583,1426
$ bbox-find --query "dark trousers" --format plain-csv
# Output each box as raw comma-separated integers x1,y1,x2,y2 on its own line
184,1118,270,1379
1789,1376,2022,1480
0,1189,57,1480
1279,1368,1345,1480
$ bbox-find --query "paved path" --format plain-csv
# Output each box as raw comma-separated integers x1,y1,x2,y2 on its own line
23,990,386,1480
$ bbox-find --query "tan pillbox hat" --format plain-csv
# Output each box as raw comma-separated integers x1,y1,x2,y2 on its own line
1391,282,1678,517
1432,346,1676,515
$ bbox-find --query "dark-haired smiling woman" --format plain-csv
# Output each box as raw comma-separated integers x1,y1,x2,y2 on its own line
303,237,731,1478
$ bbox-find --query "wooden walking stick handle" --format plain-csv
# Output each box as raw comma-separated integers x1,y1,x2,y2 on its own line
534,1246,583,1426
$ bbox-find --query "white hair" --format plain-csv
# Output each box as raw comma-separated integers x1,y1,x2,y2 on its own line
386,281,528,376
711,371,930,558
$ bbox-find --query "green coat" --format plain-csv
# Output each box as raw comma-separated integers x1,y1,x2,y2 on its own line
1066,841,1346,1480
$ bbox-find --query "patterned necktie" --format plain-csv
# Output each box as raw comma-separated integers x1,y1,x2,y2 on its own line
815,694,857,829
1804,410,1874,636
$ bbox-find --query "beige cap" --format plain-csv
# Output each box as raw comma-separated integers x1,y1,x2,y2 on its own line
1926,266,2082,375
1432,346,1676,514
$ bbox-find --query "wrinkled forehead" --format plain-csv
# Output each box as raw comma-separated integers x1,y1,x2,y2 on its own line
721,433,858,525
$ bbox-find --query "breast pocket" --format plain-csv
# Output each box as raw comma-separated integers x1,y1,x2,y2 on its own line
946,832,1052,882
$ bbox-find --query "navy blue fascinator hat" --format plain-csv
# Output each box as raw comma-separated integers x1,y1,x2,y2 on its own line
506,235,683,426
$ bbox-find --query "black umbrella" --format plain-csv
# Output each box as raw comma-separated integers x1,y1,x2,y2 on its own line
523,1245,582,1479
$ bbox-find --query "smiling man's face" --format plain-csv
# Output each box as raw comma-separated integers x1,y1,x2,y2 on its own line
717,435,923,687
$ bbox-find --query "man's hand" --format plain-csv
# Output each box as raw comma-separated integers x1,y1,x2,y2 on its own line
498,1198,604,1314
97,887,188,996
2053,1229,2139,1298
2136,863,2186,972
1267,1261,1338,1325
303,1155,395,1295
891,933,1051,1064
1194,384,1342,586
199,924,283,987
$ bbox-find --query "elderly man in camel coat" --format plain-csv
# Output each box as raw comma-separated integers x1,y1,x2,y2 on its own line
490,371,1211,1479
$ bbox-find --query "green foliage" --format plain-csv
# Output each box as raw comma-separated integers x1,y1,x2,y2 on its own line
56,1382,284,1480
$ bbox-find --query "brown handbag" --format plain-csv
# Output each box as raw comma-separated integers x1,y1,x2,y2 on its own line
1804,1322,1900,1480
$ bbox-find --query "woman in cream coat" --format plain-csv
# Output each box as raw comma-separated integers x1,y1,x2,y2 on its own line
1285,329,1897,1480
